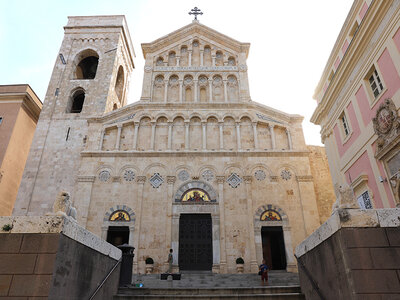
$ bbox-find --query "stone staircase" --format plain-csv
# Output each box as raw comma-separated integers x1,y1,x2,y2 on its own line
114,271,305,299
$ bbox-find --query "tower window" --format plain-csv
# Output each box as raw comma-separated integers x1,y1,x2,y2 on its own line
115,66,124,102
76,56,98,79
67,89,85,113
368,68,384,99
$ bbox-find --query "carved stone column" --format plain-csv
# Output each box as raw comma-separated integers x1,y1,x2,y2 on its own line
168,122,173,150
194,79,198,103
208,79,213,102
165,176,176,251
212,55,216,66
188,50,192,67
185,121,190,150
269,124,276,149
286,128,293,150
176,56,180,67
75,175,96,227
133,176,146,272
99,129,105,150
243,176,258,272
202,121,207,150
236,122,241,150
216,176,227,273
219,122,224,150
115,124,122,150
200,49,204,66
179,80,183,103
151,121,156,150
164,80,168,103
223,80,228,103
133,122,139,150
252,122,258,150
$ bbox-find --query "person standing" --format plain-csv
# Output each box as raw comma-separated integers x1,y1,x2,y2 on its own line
167,249,173,273
259,259,269,285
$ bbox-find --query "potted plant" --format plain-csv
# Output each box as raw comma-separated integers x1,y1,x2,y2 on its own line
236,257,244,273
145,257,154,274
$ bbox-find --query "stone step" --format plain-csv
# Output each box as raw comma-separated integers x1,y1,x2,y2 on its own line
117,286,302,295
114,293,305,299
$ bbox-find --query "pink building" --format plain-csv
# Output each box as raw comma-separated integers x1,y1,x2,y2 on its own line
312,0,400,208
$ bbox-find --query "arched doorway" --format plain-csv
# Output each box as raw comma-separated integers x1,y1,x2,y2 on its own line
254,204,296,272
172,181,220,272
101,205,135,247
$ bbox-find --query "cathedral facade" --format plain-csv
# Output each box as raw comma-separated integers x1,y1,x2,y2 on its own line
14,16,333,274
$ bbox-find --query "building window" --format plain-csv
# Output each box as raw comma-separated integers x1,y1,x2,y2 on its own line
0,117,2,125
66,89,85,113
340,113,350,136
357,191,373,209
368,68,384,99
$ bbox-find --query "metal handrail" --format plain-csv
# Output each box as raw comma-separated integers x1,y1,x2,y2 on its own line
294,254,325,300
88,257,122,300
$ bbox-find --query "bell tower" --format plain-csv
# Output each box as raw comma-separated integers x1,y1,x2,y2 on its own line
13,16,135,216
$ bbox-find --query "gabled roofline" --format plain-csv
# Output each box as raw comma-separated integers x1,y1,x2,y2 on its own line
141,21,250,58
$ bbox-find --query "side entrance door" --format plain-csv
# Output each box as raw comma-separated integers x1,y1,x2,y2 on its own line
179,213,212,271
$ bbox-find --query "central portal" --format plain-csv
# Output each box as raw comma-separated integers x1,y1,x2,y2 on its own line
179,213,212,271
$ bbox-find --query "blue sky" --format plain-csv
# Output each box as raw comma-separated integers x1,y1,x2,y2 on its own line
0,0,353,145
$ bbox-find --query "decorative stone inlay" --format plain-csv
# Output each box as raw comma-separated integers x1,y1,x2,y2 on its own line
256,113,282,124
227,173,242,188
178,170,190,181
281,170,291,181
199,76,207,84
124,170,135,181
254,170,266,181
99,170,111,182
202,170,215,182
150,173,164,188
144,66,152,72
184,77,192,84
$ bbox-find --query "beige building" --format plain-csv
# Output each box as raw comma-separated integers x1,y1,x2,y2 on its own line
0,85,42,216
14,16,334,274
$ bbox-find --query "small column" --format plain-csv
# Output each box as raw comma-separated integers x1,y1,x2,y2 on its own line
151,121,156,150
168,122,173,150
115,124,122,150
243,176,259,273
286,128,293,150
194,80,198,103
269,124,276,149
179,80,183,103
216,176,227,273
176,56,180,67
219,122,224,150
188,50,192,67
208,79,213,102
223,80,228,102
185,121,190,150
133,122,139,150
252,122,258,150
212,55,216,66
236,122,241,150
200,49,204,66
202,121,207,150
165,176,176,252
164,80,168,103
99,129,105,150
133,176,146,271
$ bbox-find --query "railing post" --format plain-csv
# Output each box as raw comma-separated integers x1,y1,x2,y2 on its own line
118,244,135,287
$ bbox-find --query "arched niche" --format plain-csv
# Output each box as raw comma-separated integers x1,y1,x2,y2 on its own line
66,88,85,113
74,49,99,79
102,205,135,246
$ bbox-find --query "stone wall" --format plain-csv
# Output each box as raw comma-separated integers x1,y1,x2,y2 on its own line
0,216,122,300
296,208,400,300
307,145,335,224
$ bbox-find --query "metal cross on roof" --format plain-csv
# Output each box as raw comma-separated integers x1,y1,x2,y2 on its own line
189,7,203,20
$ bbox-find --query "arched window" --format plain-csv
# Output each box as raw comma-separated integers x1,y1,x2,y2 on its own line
260,209,282,221
228,56,236,66
75,51,99,79
156,57,164,66
181,188,210,202
115,66,124,102
113,103,118,111
66,89,85,113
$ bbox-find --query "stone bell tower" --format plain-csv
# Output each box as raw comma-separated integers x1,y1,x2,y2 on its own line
13,16,135,216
